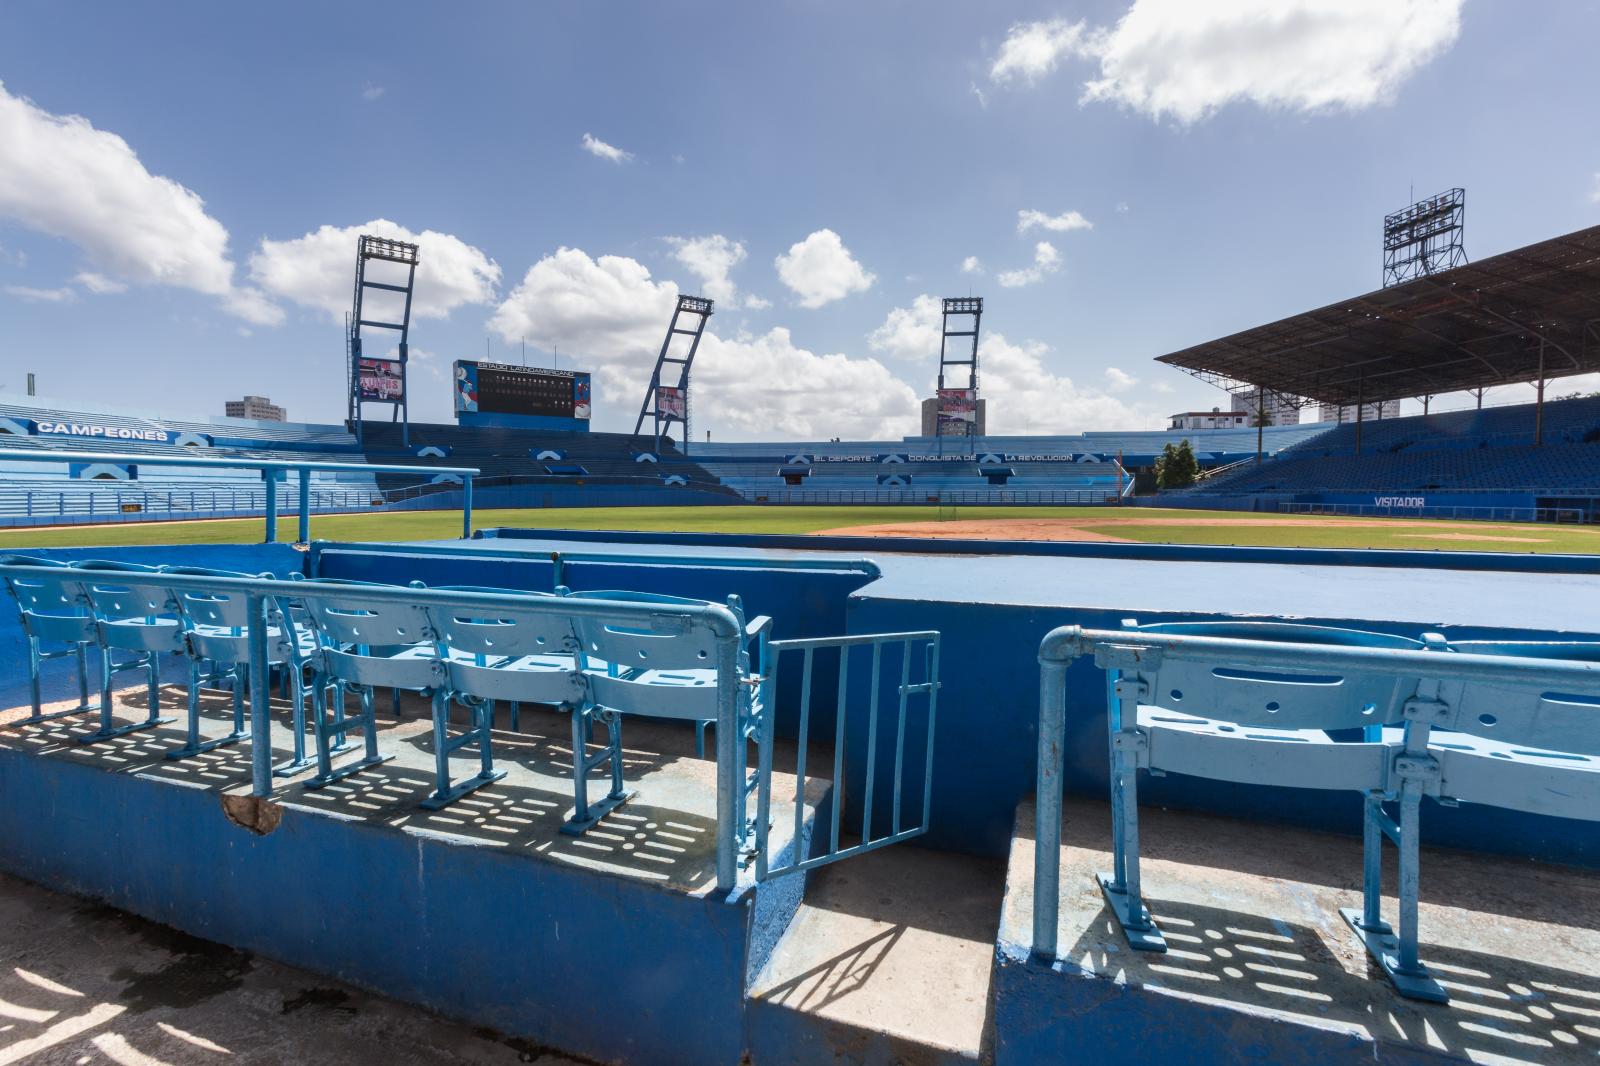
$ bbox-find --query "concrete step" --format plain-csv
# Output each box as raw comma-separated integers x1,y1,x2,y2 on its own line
747,844,1005,1066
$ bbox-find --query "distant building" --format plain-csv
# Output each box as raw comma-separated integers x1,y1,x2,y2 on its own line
1168,408,1249,431
225,395,285,422
1318,399,1401,423
1231,388,1300,427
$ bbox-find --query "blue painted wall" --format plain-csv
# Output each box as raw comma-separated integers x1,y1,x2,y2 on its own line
841,592,1600,869
0,543,300,707
0,746,764,1065
310,544,874,739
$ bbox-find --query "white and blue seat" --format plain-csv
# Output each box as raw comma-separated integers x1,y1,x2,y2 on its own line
0,555,94,725
424,586,587,812
164,565,316,765
74,560,185,743
1096,621,1421,955
295,578,424,788
565,590,771,836
1335,638,1600,1000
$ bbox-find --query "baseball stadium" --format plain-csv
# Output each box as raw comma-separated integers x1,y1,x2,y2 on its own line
2,201,1600,1066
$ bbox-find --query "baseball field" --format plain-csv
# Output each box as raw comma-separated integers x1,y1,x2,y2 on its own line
3,505,1599,554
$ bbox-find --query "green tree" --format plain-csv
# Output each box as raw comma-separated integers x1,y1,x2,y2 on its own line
1156,439,1199,490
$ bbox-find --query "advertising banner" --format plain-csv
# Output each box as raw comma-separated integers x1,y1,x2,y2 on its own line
656,385,686,420
936,388,977,435
358,358,405,403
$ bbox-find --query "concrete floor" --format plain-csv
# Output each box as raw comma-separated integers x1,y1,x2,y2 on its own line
1,676,817,897
0,871,584,1065
750,845,1006,1064
1006,797,1600,1065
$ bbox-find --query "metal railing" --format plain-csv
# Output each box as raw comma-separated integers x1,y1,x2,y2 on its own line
0,449,481,541
1030,624,1600,959
755,631,940,880
0,561,752,892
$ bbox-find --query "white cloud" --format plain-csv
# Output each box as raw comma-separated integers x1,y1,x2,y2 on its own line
1017,208,1093,234
961,255,984,275
697,329,918,439
989,1,1463,124
989,18,1090,85
980,332,1163,433
665,234,746,306
74,271,127,294
870,296,1165,433
743,294,772,310
361,83,385,101
488,246,915,438
970,81,989,109
1591,173,1600,203
581,133,633,164
996,241,1061,288
1104,366,1138,391
773,229,875,308
0,80,277,323
867,293,944,363
5,283,75,303
1115,201,1131,214
248,219,499,322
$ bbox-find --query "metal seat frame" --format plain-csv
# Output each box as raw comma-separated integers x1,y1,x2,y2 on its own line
1097,621,1426,979
1,555,94,725
566,590,771,840
74,560,184,743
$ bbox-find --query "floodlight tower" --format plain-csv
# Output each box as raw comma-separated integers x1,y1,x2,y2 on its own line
937,297,983,394
634,295,713,455
347,235,420,446
1383,188,1467,287
930,297,983,451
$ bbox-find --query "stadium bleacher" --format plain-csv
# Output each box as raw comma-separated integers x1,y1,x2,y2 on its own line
694,424,1328,503
0,397,746,525
1177,396,1600,504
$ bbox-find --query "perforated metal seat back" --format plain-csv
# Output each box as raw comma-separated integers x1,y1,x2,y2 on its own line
1,557,93,642
427,587,575,660
300,582,434,648
78,562,179,623
566,590,723,674
1129,621,1421,731
1446,640,1600,756
164,567,255,629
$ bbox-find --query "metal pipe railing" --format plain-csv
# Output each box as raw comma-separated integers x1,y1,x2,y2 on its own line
0,562,746,891
0,450,481,542
1030,623,1600,959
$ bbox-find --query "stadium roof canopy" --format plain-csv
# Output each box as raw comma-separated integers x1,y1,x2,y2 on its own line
1155,225,1600,408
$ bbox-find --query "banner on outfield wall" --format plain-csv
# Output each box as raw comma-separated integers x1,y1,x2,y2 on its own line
357,358,405,403
30,420,175,444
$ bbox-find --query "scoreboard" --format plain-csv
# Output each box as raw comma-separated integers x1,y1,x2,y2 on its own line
454,360,591,420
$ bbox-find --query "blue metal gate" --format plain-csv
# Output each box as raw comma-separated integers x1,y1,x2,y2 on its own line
753,631,940,881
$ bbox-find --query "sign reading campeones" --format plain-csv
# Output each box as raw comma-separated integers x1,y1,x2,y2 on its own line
32,420,174,444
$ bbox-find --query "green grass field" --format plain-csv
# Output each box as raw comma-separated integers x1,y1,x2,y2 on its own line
3,504,1600,554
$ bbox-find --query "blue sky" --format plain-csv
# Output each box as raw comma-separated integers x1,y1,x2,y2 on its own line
1,0,1597,438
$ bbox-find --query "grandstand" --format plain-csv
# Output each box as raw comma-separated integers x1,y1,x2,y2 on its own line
0,396,741,526
1155,223,1600,521
694,424,1327,504
1184,396,1600,504
0,393,1331,526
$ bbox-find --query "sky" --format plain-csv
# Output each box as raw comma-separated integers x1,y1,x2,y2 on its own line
1,0,1598,440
